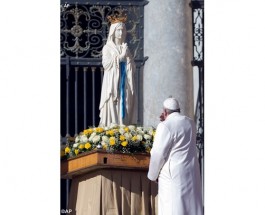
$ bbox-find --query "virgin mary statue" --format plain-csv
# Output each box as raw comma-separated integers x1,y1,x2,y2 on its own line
99,15,137,127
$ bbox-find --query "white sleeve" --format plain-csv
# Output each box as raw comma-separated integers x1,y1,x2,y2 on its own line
147,123,172,181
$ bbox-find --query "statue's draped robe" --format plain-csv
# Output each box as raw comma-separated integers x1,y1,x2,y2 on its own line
99,31,137,127
148,112,203,215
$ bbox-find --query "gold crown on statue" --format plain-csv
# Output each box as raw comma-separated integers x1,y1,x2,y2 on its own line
107,11,127,24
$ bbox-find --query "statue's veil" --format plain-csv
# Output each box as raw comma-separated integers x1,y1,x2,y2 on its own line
107,22,126,44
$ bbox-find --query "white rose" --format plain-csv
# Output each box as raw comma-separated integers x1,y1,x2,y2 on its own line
102,135,109,143
92,135,101,143
128,125,136,131
88,132,97,141
144,134,151,140
73,143,79,148
124,132,132,140
137,134,143,141
119,128,125,135
136,127,144,135
75,136,80,143
80,135,88,143
148,129,154,136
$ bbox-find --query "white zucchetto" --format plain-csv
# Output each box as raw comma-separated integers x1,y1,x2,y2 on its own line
163,97,180,110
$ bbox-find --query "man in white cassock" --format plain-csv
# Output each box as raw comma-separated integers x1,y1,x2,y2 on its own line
99,15,137,127
148,98,203,215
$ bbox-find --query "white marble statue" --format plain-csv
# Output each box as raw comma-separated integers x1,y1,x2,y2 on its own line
99,15,137,127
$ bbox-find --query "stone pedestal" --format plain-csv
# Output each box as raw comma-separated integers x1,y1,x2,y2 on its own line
62,151,158,214
143,0,194,126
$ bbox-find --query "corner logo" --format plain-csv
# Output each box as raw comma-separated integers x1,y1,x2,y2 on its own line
61,209,72,214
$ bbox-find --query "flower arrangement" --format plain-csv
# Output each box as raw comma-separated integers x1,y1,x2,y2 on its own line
63,124,156,159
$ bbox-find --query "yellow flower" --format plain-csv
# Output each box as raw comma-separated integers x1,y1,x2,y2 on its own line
95,127,104,133
85,142,91,149
108,130,115,136
103,144,107,150
121,141,128,147
132,135,138,141
79,144,84,149
74,149,79,155
119,135,126,141
109,137,116,145
83,128,93,135
124,127,129,132
65,147,70,154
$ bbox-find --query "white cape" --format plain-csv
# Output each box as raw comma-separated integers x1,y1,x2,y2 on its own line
148,112,203,215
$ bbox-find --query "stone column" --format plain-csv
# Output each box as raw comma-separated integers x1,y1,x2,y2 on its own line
143,0,194,127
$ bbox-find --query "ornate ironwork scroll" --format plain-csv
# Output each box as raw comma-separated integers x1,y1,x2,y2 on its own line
193,7,203,62
61,3,144,60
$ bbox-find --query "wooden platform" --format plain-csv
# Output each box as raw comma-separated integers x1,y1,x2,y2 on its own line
61,150,150,179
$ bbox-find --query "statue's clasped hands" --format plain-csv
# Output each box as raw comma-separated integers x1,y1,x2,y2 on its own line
119,43,128,61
